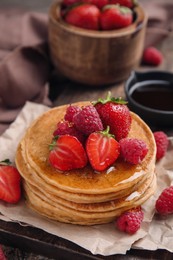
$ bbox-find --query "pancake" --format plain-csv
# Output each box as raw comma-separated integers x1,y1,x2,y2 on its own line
23,173,156,225
16,142,152,203
15,101,157,225
23,171,155,213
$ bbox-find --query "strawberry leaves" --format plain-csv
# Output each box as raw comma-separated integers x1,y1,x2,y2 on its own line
0,159,11,166
93,91,127,105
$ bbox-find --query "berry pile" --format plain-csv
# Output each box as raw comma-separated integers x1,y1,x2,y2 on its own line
48,94,170,234
49,93,149,172
61,0,137,31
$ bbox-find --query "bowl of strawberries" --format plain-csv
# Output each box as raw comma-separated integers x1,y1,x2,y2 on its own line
48,0,147,86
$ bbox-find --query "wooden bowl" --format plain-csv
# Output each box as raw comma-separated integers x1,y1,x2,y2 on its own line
48,2,148,86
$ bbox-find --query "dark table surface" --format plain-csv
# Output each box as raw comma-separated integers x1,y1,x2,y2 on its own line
0,0,173,259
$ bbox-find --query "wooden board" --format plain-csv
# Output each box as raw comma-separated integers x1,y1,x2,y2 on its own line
0,219,173,259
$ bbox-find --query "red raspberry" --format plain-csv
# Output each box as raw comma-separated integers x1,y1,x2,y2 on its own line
53,121,85,143
73,105,103,135
142,47,163,66
119,138,148,164
153,131,169,160
116,207,144,234
64,105,81,122
0,246,6,260
155,186,173,215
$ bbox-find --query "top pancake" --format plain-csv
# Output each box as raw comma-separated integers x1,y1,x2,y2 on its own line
17,101,156,194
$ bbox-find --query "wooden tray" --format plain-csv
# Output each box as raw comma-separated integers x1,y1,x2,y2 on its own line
0,219,100,259
0,219,172,259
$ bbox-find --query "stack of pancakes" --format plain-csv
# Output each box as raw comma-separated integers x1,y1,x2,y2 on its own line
15,102,156,225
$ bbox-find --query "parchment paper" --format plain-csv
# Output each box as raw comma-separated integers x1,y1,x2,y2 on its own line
0,101,172,256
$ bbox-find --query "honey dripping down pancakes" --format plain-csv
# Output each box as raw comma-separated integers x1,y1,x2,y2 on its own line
15,97,157,225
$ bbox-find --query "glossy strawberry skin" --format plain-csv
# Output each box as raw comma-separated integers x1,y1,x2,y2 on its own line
95,102,131,141
64,4,101,30
49,135,88,171
82,0,109,9
100,5,133,30
109,0,137,8
0,165,21,203
86,131,120,171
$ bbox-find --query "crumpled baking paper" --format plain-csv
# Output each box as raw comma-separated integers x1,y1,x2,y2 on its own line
0,101,173,256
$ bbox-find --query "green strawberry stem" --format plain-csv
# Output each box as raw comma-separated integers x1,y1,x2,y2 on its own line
93,91,127,105
102,4,132,14
100,126,115,138
0,159,12,166
120,6,132,14
49,136,59,151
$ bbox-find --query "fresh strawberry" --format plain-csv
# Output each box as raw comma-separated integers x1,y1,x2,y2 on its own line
49,135,88,171
142,47,163,66
0,159,21,204
64,3,101,30
86,126,120,171
94,93,132,141
73,105,103,136
82,0,109,9
53,121,85,144
100,4,133,30
109,0,137,9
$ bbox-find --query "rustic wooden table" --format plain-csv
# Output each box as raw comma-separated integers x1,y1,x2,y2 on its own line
0,0,173,259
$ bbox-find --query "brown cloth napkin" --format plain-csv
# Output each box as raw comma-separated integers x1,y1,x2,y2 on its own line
141,0,173,47
0,0,172,135
0,9,52,134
